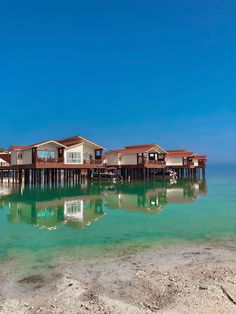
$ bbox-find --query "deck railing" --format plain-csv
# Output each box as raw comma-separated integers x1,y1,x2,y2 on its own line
188,162,195,167
36,157,64,163
83,159,103,165
36,157,103,165
145,160,166,165
198,160,206,167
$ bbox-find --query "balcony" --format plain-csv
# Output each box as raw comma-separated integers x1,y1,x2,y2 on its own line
34,157,104,169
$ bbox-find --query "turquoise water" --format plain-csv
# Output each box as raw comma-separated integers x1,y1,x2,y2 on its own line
0,165,236,268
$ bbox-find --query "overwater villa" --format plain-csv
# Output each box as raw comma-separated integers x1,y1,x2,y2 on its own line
1,135,105,184
0,136,207,184
166,149,206,168
106,144,167,167
10,135,105,168
105,144,206,180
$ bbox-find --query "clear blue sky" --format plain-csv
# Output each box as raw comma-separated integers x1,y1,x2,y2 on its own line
1,0,236,162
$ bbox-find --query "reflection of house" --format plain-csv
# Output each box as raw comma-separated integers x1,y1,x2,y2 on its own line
166,180,207,203
106,190,167,213
105,179,206,212
166,189,196,203
64,200,84,220
0,184,18,197
7,195,104,229
3,178,207,229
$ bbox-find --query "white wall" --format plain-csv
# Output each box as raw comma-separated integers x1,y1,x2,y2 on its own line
83,143,96,160
107,153,138,166
193,159,199,167
166,157,183,166
166,188,184,201
107,154,119,166
11,151,18,165
64,145,83,164
64,142,101,164
37,143,59,158
11,149,32,165
22,149,32,165
120,154,137,165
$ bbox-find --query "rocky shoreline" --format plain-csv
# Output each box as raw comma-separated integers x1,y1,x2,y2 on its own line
1,242,236,313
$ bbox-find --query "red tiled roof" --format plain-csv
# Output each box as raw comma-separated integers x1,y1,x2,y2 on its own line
167,150,196,158
0,154,11,164
22,140,53,149
166,150,207,159
9,145,26,150
10,136,105,151
58,136,105,149
124,144,156,149
167,149,189,152
106,144,164,155
10,140,67,150
106,149,125,154
123,147,156,154
193,155,207,160
58,136,84,147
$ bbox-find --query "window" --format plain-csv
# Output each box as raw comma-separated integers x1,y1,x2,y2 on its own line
37,151,55,159
17,153,23,159
66,152,81,163
95,150,102,157
149,153,155,160
158,154,165,160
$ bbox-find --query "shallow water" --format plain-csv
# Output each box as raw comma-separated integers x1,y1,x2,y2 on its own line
0,165,236,271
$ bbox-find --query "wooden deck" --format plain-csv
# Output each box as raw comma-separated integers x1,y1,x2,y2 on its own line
0,160,104,170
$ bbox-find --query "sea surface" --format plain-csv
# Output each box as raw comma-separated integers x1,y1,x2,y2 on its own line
0,164,236,272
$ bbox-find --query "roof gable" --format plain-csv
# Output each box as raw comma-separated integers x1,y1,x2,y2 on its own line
106,144,167,155
58,135,105,150
10,140,66,151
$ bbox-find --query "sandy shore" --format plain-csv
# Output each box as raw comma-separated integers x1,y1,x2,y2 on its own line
1,241,236,314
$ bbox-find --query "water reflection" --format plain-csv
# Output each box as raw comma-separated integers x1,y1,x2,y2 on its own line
0,179,207,230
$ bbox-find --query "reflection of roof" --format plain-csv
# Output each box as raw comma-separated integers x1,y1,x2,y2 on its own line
106,144,167,155
167,197,196,203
